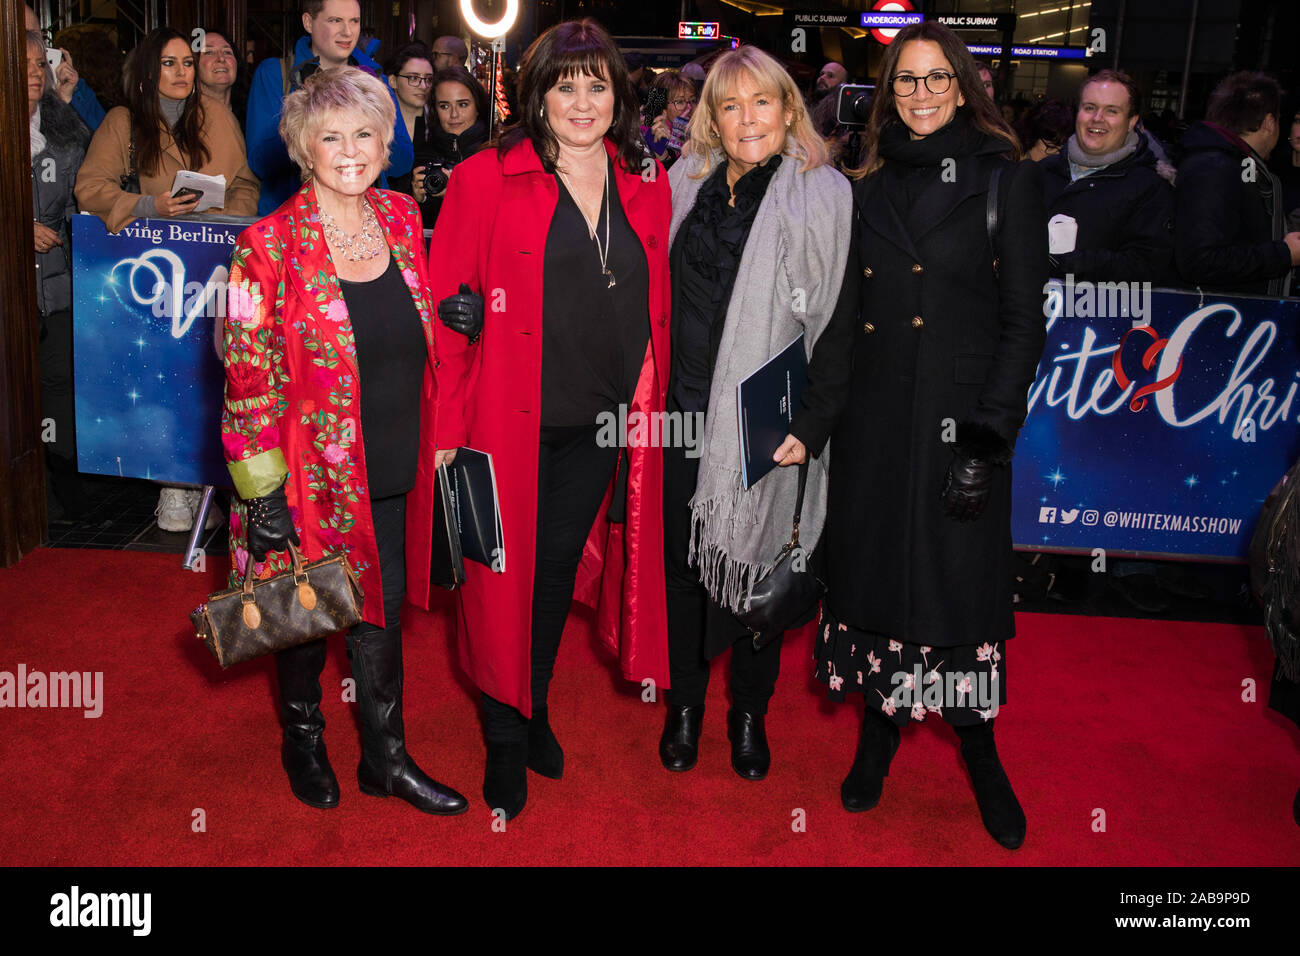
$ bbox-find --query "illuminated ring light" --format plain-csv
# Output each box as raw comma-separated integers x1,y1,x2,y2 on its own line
870,0,914,46
459,0,519,39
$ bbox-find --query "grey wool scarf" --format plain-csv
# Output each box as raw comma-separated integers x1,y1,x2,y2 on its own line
668,148,851,612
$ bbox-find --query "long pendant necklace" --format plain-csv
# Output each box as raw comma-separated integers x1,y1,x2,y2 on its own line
559,164,614,288
319,199,384,262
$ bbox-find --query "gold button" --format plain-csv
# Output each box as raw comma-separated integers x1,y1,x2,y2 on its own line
863,322,875,333
911,263,923,274
911,316,924,329
862,267,873,277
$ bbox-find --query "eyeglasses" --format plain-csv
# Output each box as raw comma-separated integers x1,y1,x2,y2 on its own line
669,98,696,108
891,71,956,97
398,73,434,87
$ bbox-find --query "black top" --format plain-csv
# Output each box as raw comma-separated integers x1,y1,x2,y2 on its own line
338,255,426,499
668,155,781,415
540,156,650,427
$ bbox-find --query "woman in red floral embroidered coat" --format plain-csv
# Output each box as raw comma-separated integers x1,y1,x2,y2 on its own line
221,67,466,814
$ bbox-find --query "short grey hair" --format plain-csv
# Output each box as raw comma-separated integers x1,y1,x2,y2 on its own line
279,66,396,181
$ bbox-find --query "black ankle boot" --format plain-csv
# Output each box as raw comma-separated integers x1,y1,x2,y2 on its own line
527,707,563,779
727,709,770,780
659,704,704,771
482,693,528,820
348,629,468,815
955,720,1026,849
275,639,339,809
841,708,900,812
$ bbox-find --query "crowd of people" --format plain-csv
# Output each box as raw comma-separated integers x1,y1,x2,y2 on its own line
26,2,1300,840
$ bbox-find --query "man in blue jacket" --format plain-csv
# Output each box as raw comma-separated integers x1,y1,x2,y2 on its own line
246,0,413,215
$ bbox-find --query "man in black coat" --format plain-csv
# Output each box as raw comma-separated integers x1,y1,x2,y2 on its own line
1175,71,1300,297
1041,69,1175,285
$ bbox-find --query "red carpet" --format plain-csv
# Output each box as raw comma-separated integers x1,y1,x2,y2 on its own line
1,547,1297,866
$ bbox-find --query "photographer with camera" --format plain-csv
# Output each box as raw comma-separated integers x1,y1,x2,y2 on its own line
406,66,489,229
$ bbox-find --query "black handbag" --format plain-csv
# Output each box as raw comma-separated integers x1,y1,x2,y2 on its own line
1249,462,1300,682
737,462,824,650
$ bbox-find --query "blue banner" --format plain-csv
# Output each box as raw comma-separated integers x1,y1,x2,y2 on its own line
1012,284,1300,560
71,215,244,487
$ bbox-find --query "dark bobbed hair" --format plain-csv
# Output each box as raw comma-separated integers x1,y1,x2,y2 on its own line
128,28,210,178
431,66,490,135
1082,68,1141,118
1019,98,1074,151
1206,71,1283,135
384,40,434,78
852,21,1019,179
496,18,644,174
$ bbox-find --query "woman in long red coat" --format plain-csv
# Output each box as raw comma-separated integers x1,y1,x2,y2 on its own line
222,67,466,815
410,19,671,820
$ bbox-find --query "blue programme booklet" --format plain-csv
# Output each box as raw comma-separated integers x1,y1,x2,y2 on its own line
736,334,808,489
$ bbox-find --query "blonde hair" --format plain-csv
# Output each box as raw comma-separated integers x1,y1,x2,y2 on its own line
280,66,396,180
683,46,828,177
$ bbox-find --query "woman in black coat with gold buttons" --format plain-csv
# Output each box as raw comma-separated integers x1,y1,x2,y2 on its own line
814,22,1047,849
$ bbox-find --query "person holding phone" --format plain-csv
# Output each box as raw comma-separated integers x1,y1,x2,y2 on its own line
642,70,695,170
75,27,258,233
75,26,260,534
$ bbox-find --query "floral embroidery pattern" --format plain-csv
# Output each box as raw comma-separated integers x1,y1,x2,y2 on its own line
221,185,435,603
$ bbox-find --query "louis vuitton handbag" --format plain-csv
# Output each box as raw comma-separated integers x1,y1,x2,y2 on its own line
190,542,364,668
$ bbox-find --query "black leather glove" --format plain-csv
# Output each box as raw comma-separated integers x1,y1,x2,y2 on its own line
437,283,484,344
940,422,1012,522
941,454,996,522
244,482,300,562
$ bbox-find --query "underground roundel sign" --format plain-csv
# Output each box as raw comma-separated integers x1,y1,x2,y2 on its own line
869,0,916,46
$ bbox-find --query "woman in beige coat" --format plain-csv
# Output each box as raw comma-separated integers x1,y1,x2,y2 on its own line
75,26,258,236
75,26,258,533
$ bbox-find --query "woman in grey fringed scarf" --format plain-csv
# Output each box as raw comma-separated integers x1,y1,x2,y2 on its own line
658,46,854,781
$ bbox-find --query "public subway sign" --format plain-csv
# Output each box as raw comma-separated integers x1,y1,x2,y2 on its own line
1011,285,1300,560
70,213,249,488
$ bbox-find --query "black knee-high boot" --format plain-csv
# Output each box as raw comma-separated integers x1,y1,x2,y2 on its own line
482,692,528,820
841,706,901,812
275,638,339,809
347,628,468,815
954,719,1025,849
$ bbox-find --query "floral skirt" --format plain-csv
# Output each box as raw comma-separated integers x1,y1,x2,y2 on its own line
812,605,1007,727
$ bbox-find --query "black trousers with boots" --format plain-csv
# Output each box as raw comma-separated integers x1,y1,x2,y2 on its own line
664,431,781,714
482,424,619,735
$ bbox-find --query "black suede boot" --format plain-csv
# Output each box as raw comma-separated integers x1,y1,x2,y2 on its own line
347,629,468,815
659,703,704,771
527,706,563,779
275,638,339,809
727,709,770,780
841,707,900,812
482,693,528,820
955,719,1026,849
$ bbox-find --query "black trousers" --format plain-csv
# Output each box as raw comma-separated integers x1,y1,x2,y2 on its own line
351,493,408,636
664,428,782,714
483,424,619,738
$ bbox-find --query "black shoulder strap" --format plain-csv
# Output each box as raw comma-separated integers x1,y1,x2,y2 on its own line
986,163,1002,249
